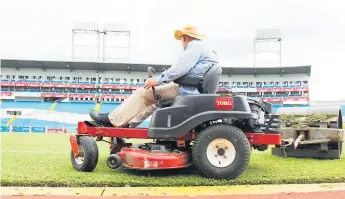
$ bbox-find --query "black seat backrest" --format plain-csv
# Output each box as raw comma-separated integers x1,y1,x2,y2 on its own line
201,63,222,94
173,63,222,94
159,64,221,108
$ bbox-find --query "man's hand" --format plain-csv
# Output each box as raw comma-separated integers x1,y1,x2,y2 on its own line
144,78,158,89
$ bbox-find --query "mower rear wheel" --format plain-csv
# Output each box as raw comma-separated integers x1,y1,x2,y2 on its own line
192,124,251,179
71,136,99,172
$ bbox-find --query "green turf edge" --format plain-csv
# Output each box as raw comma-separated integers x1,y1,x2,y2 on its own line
2,176,345,187
1,133,345,187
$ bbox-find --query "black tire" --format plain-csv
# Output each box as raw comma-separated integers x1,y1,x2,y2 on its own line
192,124,251,179
107,154,122,169
71,136,99,172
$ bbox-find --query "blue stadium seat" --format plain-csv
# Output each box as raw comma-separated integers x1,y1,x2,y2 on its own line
76,90,89,93
276,94,289,97
109,91,121,94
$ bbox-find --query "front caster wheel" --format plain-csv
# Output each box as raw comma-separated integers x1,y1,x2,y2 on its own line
107,154,122,169
71,136,99,172
192,124,251,179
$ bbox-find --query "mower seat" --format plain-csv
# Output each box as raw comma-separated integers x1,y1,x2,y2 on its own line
157,63,222,108
159,99,175,108
199,63,222,94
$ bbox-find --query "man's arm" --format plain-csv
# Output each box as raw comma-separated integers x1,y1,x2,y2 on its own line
155,42,203,84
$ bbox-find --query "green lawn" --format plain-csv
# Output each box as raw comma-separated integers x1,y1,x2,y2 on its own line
1,133,345,187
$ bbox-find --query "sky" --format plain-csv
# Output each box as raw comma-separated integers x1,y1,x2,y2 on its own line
0,0,345,101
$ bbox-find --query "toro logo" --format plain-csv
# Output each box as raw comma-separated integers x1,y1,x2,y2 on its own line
215,97,234,109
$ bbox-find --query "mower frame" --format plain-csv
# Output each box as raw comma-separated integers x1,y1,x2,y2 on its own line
70,121,282,158
74,121,282,142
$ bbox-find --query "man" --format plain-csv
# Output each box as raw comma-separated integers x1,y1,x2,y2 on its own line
90,25,219,128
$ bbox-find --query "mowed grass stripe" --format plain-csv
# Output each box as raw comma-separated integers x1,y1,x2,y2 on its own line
1,133,345,187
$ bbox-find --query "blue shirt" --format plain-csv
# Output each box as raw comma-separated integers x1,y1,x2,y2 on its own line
155,39,219,96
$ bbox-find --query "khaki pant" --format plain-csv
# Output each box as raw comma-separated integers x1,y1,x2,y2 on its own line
108,82,180,127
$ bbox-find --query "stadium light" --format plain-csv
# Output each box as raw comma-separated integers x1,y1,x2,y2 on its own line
72,22,101,62
73,22,99,32
255,29,281,41
71,22,131,63
254,29,282,68
103,23,129,33
102,22,131,63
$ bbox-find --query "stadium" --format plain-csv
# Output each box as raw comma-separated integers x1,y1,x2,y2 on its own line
0,59,312,133
1,14,345,198
1,22,340,134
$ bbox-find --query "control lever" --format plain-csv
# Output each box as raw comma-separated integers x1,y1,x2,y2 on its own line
147,66,156,77
147,67,160,101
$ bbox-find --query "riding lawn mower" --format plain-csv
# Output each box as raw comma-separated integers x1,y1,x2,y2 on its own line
69,65,344,180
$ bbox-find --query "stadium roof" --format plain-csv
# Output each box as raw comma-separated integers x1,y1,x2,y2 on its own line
1,59,311,76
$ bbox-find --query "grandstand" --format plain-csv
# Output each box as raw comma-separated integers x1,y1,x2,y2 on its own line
1,59,311,133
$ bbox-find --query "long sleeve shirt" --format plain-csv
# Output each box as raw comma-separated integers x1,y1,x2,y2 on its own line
155,39,219,96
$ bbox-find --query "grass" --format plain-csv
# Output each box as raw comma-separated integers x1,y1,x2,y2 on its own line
1,133,345,187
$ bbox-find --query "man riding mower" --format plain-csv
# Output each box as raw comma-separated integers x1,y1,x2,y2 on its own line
70,25,282,179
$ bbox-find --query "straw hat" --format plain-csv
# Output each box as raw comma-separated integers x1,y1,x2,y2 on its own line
174,25,205,40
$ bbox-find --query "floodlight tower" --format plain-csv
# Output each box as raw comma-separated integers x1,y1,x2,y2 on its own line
254,29,282,68
72,22,101,62
102,23,131,63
